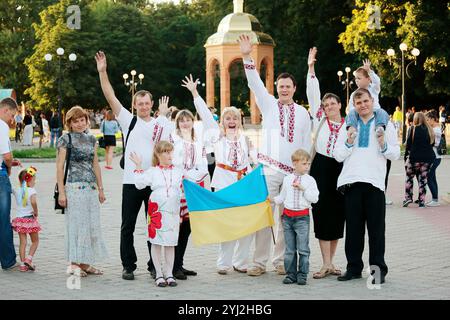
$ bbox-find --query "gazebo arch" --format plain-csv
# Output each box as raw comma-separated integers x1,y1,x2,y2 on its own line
204,0,275,124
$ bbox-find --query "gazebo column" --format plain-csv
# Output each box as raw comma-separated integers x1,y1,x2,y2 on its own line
220,64,230,114
206,61,215,108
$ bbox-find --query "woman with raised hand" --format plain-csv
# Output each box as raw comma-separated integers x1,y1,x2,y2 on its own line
182,74,257,275
306,47,346,279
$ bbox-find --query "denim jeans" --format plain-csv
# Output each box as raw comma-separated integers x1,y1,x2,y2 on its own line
346,108,390,129
0,175,16,269
282,215,310,281
50,128,60,148
428,158,441,200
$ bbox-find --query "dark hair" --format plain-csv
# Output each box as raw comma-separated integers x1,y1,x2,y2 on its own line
0,98,18,110
18,169,27,183
276,73,297,87
321,93,341,105
425,110,439,122
353,88,372,102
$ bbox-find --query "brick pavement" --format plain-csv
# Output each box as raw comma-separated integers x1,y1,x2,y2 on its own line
1,137,449,300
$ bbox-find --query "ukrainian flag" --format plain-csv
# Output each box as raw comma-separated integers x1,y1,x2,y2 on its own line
183,165,274,246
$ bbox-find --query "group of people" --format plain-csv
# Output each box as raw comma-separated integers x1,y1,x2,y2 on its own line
1,34,445,289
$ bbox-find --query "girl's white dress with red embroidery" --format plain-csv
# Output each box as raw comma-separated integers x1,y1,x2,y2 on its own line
134,166,184,246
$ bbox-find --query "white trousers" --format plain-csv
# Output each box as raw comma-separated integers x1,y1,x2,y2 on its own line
23,124,33,146
217,234,253,270
251,166,286,269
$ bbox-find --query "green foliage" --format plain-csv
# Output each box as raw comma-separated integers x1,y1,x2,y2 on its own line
13,146,123,158
339,0,450,107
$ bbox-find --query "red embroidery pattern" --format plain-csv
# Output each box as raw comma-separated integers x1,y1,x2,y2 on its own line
287,104,295,143
152,123,163,143
278,102,285,138
228,141,241,170
257,153,294,174
278,102,296,143
244,64,255,70
316,107,324,120
183,142,196,171
292,175,301,209
325,118,345,156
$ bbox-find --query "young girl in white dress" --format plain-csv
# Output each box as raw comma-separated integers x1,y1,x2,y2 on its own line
131,141,184,287
182,74,257,275
169,109,208,278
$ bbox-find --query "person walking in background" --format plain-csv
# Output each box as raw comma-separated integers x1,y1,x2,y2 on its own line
425,110,442,207
14,111,23,143
100,110,120,170
22,110,33,146
439,106,447,132
41,113,50,144
403,112,436,208
392,106,403,136
49,112,61,148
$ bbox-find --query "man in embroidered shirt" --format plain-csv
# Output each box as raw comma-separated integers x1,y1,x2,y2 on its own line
239,34,312,276
96,51,173,281
334,88,400,285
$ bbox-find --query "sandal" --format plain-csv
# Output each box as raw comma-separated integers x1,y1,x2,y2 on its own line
67,265,87,277
24,258,35,271
165,276,178,287
82,266,104,275
313,266,332,279
155,277,167,287
330,265,342,276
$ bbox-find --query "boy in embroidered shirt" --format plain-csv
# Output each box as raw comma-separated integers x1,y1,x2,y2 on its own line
273,149,319,285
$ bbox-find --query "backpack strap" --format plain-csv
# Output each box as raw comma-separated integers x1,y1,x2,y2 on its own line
121,116,138,164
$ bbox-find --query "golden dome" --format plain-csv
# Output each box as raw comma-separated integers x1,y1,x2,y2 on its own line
205,1,275,47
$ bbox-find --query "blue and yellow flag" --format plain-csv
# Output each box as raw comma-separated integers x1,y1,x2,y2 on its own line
183,165,274,246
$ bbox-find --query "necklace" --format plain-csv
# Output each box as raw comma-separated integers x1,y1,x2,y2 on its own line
159,165,173,197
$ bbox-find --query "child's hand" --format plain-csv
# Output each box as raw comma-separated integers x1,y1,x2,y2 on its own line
129,152,142,168
293,182,305,191
363,59,371,72
347,127,357,145
33,211,38,218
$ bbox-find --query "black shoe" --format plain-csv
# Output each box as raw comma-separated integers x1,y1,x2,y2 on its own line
337,272,362,281
174,269,187,280
403,199,413,207
122,269,135,280
181,267,197,276
414,199,420,204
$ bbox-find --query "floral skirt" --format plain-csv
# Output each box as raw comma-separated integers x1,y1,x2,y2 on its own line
12,216,41,234
65,182,108,264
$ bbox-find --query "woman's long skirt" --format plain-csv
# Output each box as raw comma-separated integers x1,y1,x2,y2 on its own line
310,152,345,241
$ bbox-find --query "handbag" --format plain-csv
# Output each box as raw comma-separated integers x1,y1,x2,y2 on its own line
98,121,106,149
54,133,72,213
120,116,138,169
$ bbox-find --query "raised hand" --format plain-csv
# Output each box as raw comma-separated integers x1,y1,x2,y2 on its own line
362,59,371,72
129,151,143,169
238,34,252,57
181,74,199,93
347,127,357,145
158,96,170,117
95,51,107,73
308,47,317,67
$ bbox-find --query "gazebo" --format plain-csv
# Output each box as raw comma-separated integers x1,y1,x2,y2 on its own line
204,0,275,124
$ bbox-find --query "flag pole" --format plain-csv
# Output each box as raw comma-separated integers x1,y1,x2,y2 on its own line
270,227,275,245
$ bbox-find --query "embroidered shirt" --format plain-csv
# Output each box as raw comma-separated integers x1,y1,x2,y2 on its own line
273,173,319,211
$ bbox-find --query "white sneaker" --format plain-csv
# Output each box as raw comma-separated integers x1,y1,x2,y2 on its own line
426,200,440,207
386,199,393,205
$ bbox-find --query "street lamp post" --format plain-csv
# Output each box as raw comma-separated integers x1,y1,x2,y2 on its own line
387,43,420,143
337,67,353,110
44,47,77,134
123,70,144,115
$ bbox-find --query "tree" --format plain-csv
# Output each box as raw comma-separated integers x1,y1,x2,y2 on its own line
339,0,450,109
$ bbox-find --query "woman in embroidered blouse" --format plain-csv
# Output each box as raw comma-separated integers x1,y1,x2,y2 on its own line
56,106,108,277
169,109,208,279
182,74,257,275
131,141,184,287
306,47,346,279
